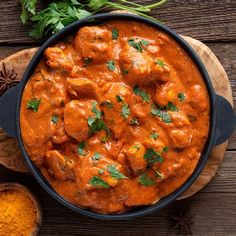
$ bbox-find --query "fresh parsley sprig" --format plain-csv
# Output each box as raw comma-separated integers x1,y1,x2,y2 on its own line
20,0,167,39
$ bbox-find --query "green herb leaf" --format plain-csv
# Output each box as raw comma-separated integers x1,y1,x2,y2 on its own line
130,118,139,125
140,39,149,46
150,132,159,139
51,115,58,124
101,101,114,109
112,28,119,40
88,102,110,140
162,146,169,153
107,165,127,179
22,0,167,40
166,102,178,111
138,174,155,186
91,101,102,119
133,86,150,103
178,92,185,102
121,103,131,119
88,0,108,10
77,141,87,156
27,98,41,112
128,38,149,52
144,148,164,165
89,176,110,189
155,59,165,67
151,104,172,124
98,169,104,175
107,60,115,71
134,145,141,149
28,2,92,39
83,58,92,67
154,170,163,178
92,152,101,161
116,95,123,102
20,0,37,24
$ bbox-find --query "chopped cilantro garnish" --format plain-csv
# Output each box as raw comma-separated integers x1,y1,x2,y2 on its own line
151,104,172,124
51,114,58,124
155,59,165,67
92,152,101,161
144,148,164,165
91,101,102,119
130,118,139,125
121,103,130,119
162,146,169,153
178,92,186,102
154,170,163,178
166,102,179,111
98,169,104,175
89,176,110,189
124,69,129,74
107,60,115,71
116,95,123,102
134,145,141,149
128,38,149,52
88,101,110,140
27,98,41,112
107,164,127,179
77,141,87,156
138,174,155,186
150,132,159,139
140,39,149,46
83,58,92,67
101,101,114,109
112,28,119,40
133,86,150,103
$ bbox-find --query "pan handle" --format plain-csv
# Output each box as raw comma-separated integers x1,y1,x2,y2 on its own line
214,94,236,146
0,86,19,137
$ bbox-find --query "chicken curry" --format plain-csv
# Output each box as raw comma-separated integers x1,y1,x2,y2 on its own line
20,20,210,214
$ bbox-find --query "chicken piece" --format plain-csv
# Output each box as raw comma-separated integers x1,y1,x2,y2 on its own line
29,141,53,166
119,40,170,86
170,111,191,128
21,96,53,147
44,47,74,72
74,26,114,63
188,84,208,112
64,100,97,142
32,74,69,107
169,111,193,148
67,78,99,99
124,178,158,207
169,129,192,149
45,150,75,181
51,120,69,144
101,82,132,138
75,154,124,191
125,143,147,174
154,82,184,106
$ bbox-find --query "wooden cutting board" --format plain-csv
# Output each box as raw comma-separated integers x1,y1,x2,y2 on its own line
0,36,233,199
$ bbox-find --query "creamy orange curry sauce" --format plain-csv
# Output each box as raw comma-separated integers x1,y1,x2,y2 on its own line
20,20,210,214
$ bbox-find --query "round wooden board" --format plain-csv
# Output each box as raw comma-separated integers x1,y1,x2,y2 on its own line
0,37,233,198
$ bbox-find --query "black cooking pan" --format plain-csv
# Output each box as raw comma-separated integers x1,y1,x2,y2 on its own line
0,13,235,220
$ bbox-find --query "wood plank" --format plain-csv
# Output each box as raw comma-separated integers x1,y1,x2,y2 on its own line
200,151,236,193
0,0,235,44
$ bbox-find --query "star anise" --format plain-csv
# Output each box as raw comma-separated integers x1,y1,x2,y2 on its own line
0,62,20,96
170,206,194,235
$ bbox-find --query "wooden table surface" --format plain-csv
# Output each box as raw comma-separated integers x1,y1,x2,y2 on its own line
0,1,236,235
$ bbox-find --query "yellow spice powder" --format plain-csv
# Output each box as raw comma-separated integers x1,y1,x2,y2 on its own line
0,190,37,236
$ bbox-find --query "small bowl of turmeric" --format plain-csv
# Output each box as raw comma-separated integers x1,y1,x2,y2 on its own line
0,183,42,236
